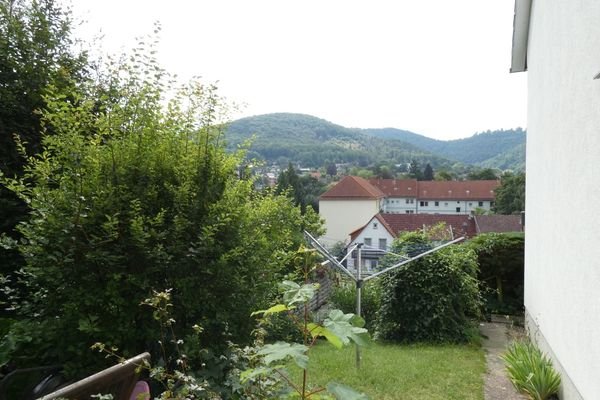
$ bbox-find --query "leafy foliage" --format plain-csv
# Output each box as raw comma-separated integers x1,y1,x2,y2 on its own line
364,127,526,170
0,42,322,376
243,248,370,399
493,172,526,214
0,0,89,298
329,281,381,331
502,341,561,400
276,163,327,213
375,233,482,343
226,113,452,169
468,233,524,315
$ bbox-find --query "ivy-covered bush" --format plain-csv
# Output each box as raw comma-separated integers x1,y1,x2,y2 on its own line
375,232,481,343
0,41,322,376
468,233,524,315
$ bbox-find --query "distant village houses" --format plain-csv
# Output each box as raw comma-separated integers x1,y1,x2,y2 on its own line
318,175,500,246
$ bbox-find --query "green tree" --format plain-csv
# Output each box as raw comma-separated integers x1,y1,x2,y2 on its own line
276,164,326,213
493,172,525,214
423,163,434,181
0,0,88,281
408,159,423,180
325,162,337,177
468,168,498,180
468,233,524,315
434,169,454,181
0,47,322,375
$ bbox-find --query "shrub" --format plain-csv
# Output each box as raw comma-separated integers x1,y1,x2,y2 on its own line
502,341,561,400
468,233,524,315
0,41,322,377
330,280,381,330
375,232,481,343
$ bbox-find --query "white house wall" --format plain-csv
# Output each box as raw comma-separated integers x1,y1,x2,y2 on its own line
416,199,492,215
319,199,381,246
525,1,600,398
346,219,394,272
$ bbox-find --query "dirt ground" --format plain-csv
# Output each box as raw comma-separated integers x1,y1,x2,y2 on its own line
480,322,528,400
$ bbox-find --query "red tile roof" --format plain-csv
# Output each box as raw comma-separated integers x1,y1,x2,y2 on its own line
418,180,499,200
350,213,477,241
380,213,477,238
474,215,523,233
320,176,385,199
369,178,418,197
321,176,499,201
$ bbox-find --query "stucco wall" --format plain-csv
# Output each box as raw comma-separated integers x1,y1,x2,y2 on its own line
319,199,381,246
346,218,394,271
526,1,600,398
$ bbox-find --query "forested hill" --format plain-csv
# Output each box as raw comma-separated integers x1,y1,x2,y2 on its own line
225,113,452,168
226,113,525,170
363,127,526,168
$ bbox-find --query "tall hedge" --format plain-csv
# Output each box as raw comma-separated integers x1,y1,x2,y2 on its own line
0,47,322,375
468,233,524,315
375,233,481,343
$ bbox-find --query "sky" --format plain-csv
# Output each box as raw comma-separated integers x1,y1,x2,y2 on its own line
67,0,527,140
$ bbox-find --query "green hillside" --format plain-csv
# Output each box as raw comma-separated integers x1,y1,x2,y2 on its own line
479,142,526,171
225,113,526,171
363,127,526,169
226,113,452,168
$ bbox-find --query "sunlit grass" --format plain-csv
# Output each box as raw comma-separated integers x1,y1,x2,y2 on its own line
289,341,486,400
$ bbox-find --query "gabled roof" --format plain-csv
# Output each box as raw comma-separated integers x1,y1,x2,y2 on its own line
320,176,385,200
350,213,477,241
349,213,396,241
380,213,477,238
369,178,418,197
474,215,523,233
418,180,499,200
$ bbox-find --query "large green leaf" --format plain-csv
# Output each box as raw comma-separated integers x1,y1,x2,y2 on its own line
323,310,370,347
326,382,369,399
307,322,343,349
251,303,290,317
279,280,319,306
240,365,285,382
257,342,309,369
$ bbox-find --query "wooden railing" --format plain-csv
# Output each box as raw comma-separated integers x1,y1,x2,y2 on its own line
38,352,150,400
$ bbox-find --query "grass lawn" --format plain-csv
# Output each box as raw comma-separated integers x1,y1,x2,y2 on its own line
290,341,486,400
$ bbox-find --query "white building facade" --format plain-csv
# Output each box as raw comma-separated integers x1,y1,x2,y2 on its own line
512,0,600,398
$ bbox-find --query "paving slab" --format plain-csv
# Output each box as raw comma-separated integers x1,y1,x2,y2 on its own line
480,322,528,400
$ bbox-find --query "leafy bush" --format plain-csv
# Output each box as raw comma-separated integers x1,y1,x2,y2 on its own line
242,248,370,399
330,281,381,330
468,233,524,315
375,233,481,343
502,341,561,400
0,41,322,377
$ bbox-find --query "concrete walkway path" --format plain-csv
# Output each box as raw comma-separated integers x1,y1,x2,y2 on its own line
480,322,528,400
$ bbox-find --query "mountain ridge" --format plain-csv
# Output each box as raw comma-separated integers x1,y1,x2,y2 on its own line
225,113,525,171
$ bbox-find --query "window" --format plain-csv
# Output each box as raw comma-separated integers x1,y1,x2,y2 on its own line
373,222,378,229
456,207,461,213
469,202,473,206
478,201,484,207
379,238,387,250
405,210,410,214
364,238,372,246
420,201,428,207
434,201,439,206
405,199,410,204
444,202,448,206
